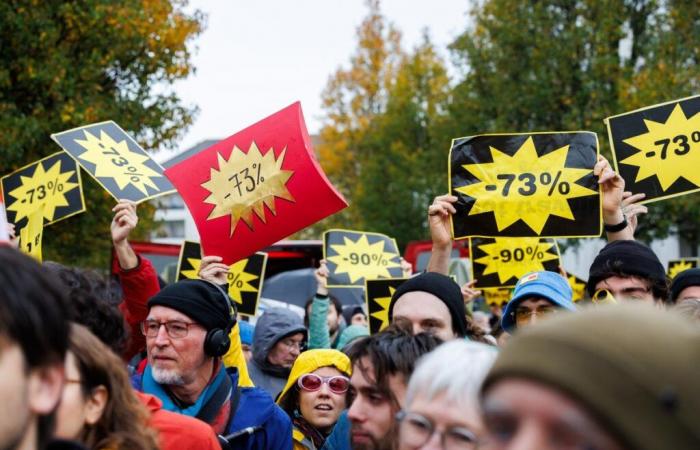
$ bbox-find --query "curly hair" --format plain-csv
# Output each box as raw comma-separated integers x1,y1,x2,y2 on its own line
68,323,158,450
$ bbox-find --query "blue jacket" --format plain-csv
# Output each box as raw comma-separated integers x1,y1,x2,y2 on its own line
132,366,292,450
320,410,351,450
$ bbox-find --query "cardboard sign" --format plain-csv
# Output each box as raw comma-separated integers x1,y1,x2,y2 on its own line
469,237,561,288
365,278,407,335
19,207,44,261
51,121,175,203
176,240,267,317
567,274,587,302
324,229,403,288
606,95,700,203
1,151,85,230
165,102,347,265
450,132,601,238
667,258,699,279
482,287,512,307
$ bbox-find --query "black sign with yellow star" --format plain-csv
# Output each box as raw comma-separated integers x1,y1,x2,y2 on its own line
51,121,175,203
324,229,403,288
176,240,268,317
606,95,700,203
469,237,561,288
1,151,85,230
567,273,587,302
482,287,512,307
667,258,699,279
450,132,601,239
365,278,407,335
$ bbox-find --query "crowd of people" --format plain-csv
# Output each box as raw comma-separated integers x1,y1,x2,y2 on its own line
1,155,699,450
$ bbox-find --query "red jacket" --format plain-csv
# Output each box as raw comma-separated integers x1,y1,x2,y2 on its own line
136,392,220,450
117,255,160,360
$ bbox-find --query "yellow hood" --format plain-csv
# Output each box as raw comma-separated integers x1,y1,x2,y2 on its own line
276,349,351,405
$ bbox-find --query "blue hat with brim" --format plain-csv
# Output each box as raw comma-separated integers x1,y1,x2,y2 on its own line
501,271,575,332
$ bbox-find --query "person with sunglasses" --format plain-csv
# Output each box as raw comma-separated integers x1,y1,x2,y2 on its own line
277,349,352,450
501,271,575,333
397,340,497,450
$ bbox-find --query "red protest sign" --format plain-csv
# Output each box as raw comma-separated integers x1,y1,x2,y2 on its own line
165,102,347,264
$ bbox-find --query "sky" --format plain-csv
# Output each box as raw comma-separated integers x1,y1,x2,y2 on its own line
159,0,472,161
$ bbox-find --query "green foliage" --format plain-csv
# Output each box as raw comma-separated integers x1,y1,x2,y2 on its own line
0,0,203,267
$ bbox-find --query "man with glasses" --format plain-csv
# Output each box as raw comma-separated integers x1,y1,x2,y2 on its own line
587,240,668,305
248,307,308,399
501,271,575,333
131,279,292,449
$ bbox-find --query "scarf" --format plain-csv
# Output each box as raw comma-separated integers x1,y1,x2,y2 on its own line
294,415,327,449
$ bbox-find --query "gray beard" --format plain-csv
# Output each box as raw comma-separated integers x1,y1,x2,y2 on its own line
151,367,186,386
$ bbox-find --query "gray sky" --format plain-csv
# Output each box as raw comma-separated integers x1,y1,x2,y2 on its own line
160,0,471,160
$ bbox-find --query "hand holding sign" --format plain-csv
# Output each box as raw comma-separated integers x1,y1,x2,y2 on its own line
450,132,601,238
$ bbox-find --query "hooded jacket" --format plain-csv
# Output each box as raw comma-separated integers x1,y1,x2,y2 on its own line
276,350,352,450
248,307,307,399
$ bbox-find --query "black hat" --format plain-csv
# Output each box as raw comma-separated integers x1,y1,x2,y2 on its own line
388,272,467,337
587,240,666,296
148,279,231,331
670,268,700,302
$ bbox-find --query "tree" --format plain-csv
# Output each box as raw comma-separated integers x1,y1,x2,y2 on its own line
0,0,204,267
314,1,451,250
448,0,700,251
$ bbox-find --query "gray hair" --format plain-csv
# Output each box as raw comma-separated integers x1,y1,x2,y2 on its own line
405,340,498,408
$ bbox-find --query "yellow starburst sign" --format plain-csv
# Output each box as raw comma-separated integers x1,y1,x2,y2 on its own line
1,151,85,229
324,229,403,288
470,237,561,288
482,287,512,307
19,207,44,262
567,274,587,302
667,258,699,279
365,278,407,334
51,121,175,203
450,132,601,238
606,95,700,203
201,142,295,236
176,240,267,317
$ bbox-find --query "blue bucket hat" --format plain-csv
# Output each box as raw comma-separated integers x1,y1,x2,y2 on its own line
501,271,575,332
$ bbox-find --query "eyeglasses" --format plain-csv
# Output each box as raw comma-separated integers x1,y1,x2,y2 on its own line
140,320,202,339
592,289,617,304
396,410,478,450
513,305,557,320
297,373,350,394
280,337,306,351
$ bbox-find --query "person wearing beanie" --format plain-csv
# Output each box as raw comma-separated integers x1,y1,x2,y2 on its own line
500,271,575,333
670,268,700,304
248,307,308,400
587,240,669,304
342,305,368,327
237,321,255,362
388,271,468,341
480,304,700,450
131,279,293,449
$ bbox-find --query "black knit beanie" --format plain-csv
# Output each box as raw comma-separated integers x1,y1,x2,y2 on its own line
587,240,666,296
148,279,231,331
670,268,700,302
388,272,468,337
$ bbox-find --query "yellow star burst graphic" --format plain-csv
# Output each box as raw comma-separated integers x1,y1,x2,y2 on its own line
621,104,700,190
202,142,295,236
328,235,401,283
226,259,259,305
475,238,558,284
482,288,511,307
370,287,395,333
456,137,597,234
75,130,161,196
180,258,202,280
568,275,586,302
668,260,694,279
7,160,79,223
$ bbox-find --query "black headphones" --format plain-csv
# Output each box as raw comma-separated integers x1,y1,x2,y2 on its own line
201,280,238,358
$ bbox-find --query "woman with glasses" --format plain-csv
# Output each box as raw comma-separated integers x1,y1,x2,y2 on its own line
397,340,497,450
276,349,352,450
54,323,159,450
